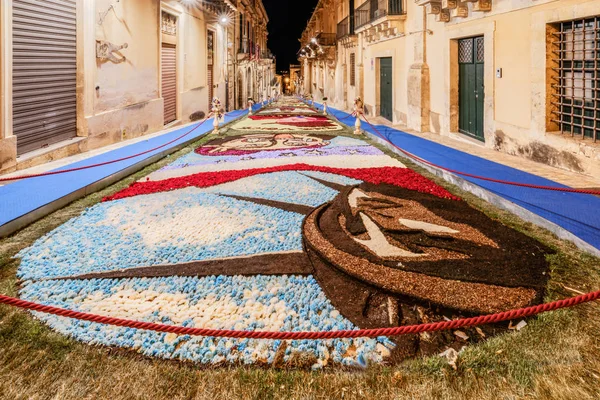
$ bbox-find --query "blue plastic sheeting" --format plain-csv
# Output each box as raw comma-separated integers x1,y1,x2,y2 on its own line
0,109,252,228
316,101,600,252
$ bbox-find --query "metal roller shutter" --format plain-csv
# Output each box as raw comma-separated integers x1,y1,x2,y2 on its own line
208,67,213,105
207,30,214,105
12,0,77,155
162,43,177,124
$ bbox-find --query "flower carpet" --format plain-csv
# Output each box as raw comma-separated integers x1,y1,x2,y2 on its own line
229,107,343,132
14,97,551,369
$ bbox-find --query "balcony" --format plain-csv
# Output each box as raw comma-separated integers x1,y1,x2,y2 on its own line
336,16,355,40
261,50,274,60
355,0,405,30
316,32,337,47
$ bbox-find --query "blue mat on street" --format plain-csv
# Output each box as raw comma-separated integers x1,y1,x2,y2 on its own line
0,107,255,229
315,101,600,252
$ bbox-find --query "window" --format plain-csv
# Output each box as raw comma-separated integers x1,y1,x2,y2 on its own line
551,17,600,141
350,53,356,86
161,11,177,36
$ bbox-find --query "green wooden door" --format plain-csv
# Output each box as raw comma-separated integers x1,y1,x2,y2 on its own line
458,37,484,141
380,57,393,121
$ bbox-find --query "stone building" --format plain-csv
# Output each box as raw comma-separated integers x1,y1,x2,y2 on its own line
299,0,600,176
289,64,301,95
0,0,274,174
231,0,276,108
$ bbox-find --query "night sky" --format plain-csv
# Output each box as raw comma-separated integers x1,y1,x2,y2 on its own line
262,0,319,73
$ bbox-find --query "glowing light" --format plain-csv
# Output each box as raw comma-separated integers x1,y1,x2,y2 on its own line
217,11,234,26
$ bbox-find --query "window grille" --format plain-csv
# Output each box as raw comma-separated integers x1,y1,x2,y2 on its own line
459,39,473,64
551,17,600,141
161,11,177,36
476,37,485,63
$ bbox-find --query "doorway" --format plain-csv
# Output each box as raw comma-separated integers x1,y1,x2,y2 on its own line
161,43,177,125
12,0,78,155
379,57,393,122
458,36,484,140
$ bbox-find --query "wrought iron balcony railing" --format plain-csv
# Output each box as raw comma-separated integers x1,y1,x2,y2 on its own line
261,50,274,59
337,16,356,40
316,32,337,46
355,0,405,30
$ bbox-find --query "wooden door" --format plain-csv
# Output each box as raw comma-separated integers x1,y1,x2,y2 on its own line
458,36,485,140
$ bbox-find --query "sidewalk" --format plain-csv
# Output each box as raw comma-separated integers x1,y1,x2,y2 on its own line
364,115,600,189
0,107,255,237
314,101,600,255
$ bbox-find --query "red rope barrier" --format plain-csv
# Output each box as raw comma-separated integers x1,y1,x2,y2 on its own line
0,290,598,339
0,111,235,183
331,110,357,121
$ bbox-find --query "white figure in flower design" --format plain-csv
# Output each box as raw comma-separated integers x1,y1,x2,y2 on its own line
345,188,496,260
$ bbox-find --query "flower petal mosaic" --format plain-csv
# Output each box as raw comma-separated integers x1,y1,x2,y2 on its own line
15,97,551,368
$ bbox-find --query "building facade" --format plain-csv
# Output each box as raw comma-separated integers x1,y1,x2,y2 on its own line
289,64,301,94
0,0,275,174
299,0,600,176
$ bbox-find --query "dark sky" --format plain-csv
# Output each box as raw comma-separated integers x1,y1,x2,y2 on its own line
262,0,319,73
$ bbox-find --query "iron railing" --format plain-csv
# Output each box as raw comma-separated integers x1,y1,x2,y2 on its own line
317,32,337,46
337,16,356,39
261,50,274,59
355,0,404,30
550,17,600,142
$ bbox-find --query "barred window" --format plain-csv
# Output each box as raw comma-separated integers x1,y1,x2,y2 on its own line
350,53,356,86
551,17,600,141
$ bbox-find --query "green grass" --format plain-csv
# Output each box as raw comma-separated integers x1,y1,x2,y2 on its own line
0,116,599,399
